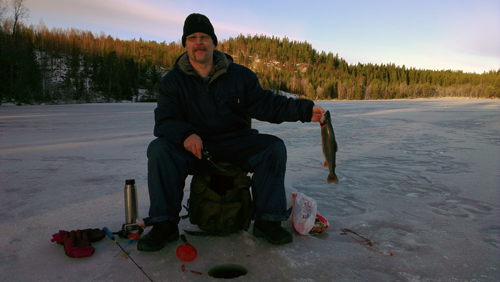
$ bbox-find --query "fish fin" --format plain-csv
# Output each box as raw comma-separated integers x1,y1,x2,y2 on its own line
324,161,329,169
327,173,339,184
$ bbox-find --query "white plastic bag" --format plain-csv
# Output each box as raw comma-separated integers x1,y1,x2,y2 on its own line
291,192,318,235
289,192,330,235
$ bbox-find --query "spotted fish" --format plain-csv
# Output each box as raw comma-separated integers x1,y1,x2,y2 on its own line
320,110,339,184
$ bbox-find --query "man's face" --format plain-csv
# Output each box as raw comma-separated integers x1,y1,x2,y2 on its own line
185,32,215,66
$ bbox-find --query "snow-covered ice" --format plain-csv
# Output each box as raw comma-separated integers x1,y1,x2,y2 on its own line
1,99,499,281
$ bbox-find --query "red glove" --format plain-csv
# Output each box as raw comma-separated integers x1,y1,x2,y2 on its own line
51,228,105,245
51,228,106,258
63,230,95,258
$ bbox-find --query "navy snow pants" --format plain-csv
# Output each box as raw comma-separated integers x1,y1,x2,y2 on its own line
144,133,289,225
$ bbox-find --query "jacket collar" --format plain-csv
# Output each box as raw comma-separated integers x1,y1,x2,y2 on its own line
176,50,233,83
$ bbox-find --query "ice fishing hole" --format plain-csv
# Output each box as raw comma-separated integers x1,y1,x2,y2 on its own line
208,264,247,279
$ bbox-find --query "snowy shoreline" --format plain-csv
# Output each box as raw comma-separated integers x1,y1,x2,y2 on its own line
1,96,497,107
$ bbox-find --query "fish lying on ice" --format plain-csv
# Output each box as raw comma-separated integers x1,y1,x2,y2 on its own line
320,110,339,184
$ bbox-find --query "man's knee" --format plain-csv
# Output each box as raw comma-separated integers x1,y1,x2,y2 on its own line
147,138,201,175
270,139,286,157
265,138,286,159
147,138,173,159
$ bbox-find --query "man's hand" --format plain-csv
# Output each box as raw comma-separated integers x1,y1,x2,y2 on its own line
184,134,203,159
311,105,326,122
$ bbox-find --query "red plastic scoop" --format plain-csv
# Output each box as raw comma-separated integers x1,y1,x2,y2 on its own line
176,234,197,262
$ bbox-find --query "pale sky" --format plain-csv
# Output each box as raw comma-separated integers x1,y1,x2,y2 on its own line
19,0,500,73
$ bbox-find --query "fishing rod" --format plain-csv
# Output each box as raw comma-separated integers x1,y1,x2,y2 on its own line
103,227,154,282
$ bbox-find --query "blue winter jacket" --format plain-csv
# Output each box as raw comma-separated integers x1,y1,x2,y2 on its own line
154,50,314,148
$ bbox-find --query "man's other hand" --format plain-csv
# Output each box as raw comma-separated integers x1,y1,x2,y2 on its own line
184,134,203,159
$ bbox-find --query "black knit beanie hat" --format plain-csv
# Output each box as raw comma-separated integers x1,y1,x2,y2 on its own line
182,13,218,47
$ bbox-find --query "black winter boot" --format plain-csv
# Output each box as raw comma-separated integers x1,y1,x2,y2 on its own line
253,221,293,245
137,221,179,252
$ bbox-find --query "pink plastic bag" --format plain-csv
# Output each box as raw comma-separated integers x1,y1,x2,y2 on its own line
309,212,329,234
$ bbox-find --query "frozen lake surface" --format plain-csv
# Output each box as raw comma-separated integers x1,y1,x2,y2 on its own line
1,99,499,281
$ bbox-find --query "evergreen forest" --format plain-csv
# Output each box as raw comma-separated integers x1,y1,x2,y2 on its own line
1,20,499,105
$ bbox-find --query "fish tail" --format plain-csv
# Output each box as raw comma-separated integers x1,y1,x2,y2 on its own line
327,173,339,184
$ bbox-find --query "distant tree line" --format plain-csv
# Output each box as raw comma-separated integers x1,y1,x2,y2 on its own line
220,35,499,100
1,19,499,105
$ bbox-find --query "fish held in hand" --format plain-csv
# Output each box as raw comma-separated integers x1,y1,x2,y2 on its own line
320,110,339,184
